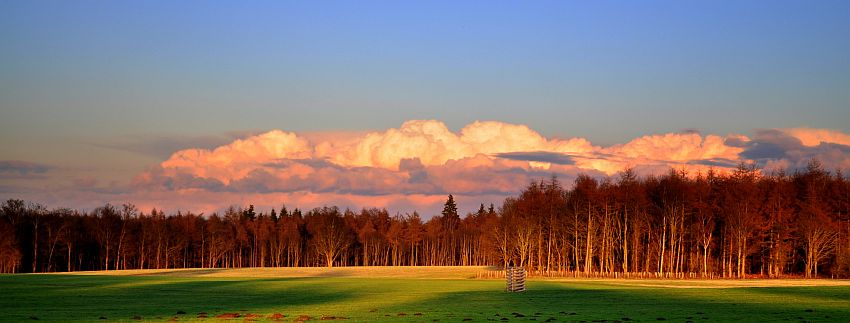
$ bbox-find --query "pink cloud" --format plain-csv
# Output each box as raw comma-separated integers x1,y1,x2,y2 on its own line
10,121,849,216
136,121,850,201
781,128,850,147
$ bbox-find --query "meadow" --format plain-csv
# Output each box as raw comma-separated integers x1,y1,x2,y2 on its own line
1,267,849,322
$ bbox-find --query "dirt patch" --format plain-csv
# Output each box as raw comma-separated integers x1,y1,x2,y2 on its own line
132,315,142,320
215,313,241,319
243,313,262,321
294,315,313,322
414,313,423,316
269,313,285,321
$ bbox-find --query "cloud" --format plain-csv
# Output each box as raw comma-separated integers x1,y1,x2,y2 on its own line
11,120,848,216
135,121,850,199
133,120,603,196
0,160,51,178
735,128,850,171
314,120,595,170
554,132,748,176
780,128,850,147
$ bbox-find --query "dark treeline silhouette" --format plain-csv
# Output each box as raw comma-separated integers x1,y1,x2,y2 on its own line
1,161,849,278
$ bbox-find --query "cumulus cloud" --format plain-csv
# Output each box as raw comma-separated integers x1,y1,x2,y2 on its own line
315,120,595,170
741,129,850,171
135,121,850,193
564,132,747,175
780,128,850,147
133,120,598,195
6,122,849,216
84,121,840,214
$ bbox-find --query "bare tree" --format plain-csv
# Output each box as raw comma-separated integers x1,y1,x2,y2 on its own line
307,207,351,267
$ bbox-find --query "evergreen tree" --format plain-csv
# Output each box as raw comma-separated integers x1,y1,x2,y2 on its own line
243,205,256,220
442,194,459,232
442,195,458,219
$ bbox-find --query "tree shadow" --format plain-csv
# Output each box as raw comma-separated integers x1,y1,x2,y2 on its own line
0,275,356,322
377,280,850,322
4,275,850,322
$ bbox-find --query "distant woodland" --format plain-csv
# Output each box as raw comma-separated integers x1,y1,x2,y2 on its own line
1,161,849,278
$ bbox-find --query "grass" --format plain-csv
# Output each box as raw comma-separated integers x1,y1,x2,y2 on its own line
1,267,849,322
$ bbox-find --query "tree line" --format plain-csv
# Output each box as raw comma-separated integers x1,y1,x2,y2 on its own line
1,161,848,278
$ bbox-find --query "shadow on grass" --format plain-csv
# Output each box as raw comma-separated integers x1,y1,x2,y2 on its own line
742,284,850,301
0,275,356,322
3,275,850,322
377,280,850,322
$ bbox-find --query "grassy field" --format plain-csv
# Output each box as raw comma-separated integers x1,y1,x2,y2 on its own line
2,267,850,322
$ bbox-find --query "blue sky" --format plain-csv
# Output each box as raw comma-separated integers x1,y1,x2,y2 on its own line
1,1,849,214
3,1,849,139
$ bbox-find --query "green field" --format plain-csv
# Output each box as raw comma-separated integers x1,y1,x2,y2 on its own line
1,268,849,322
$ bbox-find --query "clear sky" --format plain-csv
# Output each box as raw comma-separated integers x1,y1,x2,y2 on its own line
1,1,849,215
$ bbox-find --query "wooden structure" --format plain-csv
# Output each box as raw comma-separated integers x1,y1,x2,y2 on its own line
505,267,526,292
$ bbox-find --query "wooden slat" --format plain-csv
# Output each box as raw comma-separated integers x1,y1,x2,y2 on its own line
506,267,526,292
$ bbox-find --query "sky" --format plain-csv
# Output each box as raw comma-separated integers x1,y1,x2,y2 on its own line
1,1,849,216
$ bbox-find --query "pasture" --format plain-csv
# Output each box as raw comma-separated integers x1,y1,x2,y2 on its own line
1,267,849,322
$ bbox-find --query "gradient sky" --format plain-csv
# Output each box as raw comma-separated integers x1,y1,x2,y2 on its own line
2,1,849,215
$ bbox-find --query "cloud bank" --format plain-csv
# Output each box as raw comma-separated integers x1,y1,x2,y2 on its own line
117,120,850,215
6,121,850,216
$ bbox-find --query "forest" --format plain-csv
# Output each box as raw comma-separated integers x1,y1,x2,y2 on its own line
1,161,849,278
